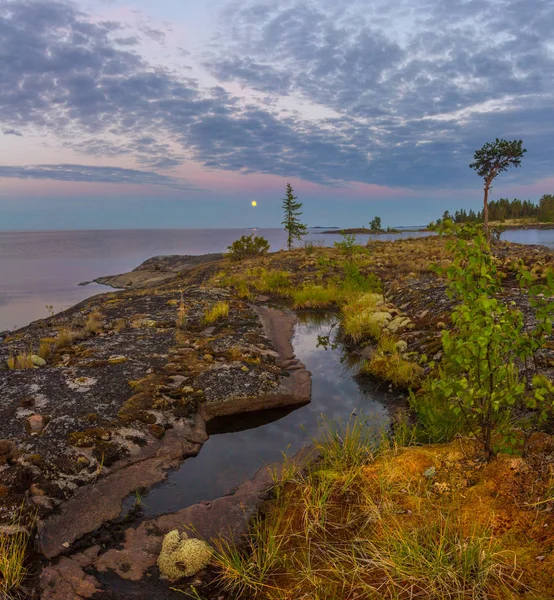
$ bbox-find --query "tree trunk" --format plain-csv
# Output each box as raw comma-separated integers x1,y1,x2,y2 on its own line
483,184,490,242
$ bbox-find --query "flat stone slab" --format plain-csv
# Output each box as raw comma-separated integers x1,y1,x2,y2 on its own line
38,419,207,559
95,254,224,290
39,446,317,598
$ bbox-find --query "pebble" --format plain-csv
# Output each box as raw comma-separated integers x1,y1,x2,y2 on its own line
27,414,47,434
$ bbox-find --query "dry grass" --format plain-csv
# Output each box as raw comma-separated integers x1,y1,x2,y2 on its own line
214,420,526,600
54,327,77,348
38,340,52,360
176,296,187,329
84,309,103,335
204,301,230,324
0,511,32,599
112,318,127,333
6,352,35,370
227,346,245,361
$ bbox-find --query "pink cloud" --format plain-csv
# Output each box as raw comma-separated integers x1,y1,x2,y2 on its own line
0,178,185,198
496,176,554,198
185,166,418,201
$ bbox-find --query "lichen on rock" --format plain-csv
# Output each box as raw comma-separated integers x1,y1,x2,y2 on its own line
157,529,213,580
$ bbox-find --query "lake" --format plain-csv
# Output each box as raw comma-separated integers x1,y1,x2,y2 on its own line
0,227,551,332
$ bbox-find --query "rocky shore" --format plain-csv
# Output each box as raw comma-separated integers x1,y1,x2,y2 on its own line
0,255,312,598
91,253,225,289
3,236,554,598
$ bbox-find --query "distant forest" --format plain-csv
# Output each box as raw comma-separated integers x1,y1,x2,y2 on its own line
435,194,554,224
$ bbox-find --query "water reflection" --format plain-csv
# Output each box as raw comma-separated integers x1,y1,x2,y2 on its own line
140,313,391,517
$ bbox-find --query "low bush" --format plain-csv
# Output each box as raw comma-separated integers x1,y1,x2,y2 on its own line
227,235,270,261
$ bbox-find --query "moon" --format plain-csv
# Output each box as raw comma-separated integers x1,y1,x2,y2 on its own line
251,200,257,207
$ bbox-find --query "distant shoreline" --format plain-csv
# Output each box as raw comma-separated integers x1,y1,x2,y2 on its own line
500,222,554,230
321,223,554,234
320,227,428,234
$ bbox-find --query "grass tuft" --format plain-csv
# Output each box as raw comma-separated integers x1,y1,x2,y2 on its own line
54,327,77,348
38,340,52,360
363,352,424,389
176,295,187,329
213,420,523,600
84,309,103,335
291,284,343,308
204,301,230,324
341,293,386,342
6,353,35,370
0,510,32,599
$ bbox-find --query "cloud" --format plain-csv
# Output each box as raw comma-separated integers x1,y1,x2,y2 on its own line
140,25,166,44
0,164,196,189
205,0,554,186
1,0,553,193
2,128,22,136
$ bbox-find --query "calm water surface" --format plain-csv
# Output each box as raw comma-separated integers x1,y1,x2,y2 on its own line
0,228,431,331
137,313,393,517
0,227,550,332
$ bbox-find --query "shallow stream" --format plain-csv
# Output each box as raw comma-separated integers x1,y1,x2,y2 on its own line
137,312,401,518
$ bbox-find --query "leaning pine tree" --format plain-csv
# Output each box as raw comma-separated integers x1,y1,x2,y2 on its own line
470,138,526,241
282,183,307,250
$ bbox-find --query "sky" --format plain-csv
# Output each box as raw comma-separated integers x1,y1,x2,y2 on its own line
1,0,554,230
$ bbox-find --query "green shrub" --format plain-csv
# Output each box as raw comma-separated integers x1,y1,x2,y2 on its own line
334,232,358,259
409,377,466,443
421,222,554,456
341,263,381,294
227,235,270,261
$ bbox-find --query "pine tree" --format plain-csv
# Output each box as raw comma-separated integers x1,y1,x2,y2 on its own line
470,139,526,240
282,183,307,250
